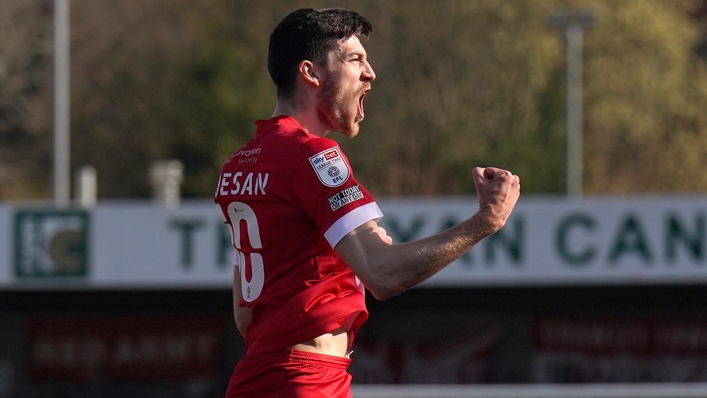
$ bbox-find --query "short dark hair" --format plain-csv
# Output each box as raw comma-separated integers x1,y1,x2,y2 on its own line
268,8,373,99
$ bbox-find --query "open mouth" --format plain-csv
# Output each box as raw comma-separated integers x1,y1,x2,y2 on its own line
358,89,370,119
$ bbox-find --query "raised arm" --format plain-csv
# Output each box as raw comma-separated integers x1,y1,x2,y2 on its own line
335,167,520,300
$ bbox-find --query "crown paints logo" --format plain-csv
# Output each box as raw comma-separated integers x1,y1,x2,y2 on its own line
14,210,90,278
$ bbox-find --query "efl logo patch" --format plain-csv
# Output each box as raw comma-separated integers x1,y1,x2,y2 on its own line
308,147,350,187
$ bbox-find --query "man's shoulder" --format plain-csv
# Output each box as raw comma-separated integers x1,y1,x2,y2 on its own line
266,127,343,158
258,115,348,148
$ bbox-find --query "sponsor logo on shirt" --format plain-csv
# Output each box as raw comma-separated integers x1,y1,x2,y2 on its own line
328,185,364,211
233,147,260,165
235,147,261,157
308,147,350,187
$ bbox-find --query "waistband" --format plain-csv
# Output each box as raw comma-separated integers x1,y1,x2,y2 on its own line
246,349,352,370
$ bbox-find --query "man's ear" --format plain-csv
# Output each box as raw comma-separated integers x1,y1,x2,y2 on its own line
298,60,320,87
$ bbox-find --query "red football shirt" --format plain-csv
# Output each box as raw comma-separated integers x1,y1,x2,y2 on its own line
215,116,382,356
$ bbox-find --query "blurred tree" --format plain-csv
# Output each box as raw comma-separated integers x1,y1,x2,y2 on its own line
578,0,707,193
70,0,236,198
343,0,566,195
689,0,707,57
0,0,53,199
2,0,707,200
69,0,296,197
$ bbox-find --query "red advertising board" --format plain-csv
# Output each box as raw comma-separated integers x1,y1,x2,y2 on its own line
26,314,227,382
531,317,707,383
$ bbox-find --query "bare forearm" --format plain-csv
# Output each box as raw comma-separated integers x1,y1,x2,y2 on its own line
373,211,496,296
337,167,520,301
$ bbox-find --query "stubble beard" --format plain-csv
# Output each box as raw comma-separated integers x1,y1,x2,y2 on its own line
317,78,360,138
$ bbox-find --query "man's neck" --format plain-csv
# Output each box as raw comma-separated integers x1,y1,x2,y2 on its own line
272,97,329,138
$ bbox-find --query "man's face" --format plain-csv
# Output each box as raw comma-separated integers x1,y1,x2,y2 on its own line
317,35,376,138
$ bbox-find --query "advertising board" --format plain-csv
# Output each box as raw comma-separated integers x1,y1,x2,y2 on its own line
1,196,706,288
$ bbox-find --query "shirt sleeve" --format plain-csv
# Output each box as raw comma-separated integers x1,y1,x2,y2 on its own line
293,137,382,248
323,202,382,247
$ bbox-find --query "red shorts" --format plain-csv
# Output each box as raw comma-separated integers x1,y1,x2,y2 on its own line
225,349,353,398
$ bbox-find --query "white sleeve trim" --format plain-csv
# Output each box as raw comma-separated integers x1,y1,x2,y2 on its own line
324,202,383,248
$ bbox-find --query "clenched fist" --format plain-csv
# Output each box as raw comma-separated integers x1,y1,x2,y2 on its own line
472,167,520,233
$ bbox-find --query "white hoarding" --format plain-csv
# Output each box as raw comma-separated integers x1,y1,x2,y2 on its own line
1,196,706,289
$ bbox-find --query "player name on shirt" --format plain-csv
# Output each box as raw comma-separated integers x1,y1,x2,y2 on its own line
217,172,269,196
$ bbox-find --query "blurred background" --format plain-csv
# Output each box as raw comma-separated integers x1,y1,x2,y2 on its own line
2,0,707,397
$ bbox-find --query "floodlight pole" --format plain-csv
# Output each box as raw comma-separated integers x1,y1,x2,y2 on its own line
549,10,595,199
54,0,70,207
